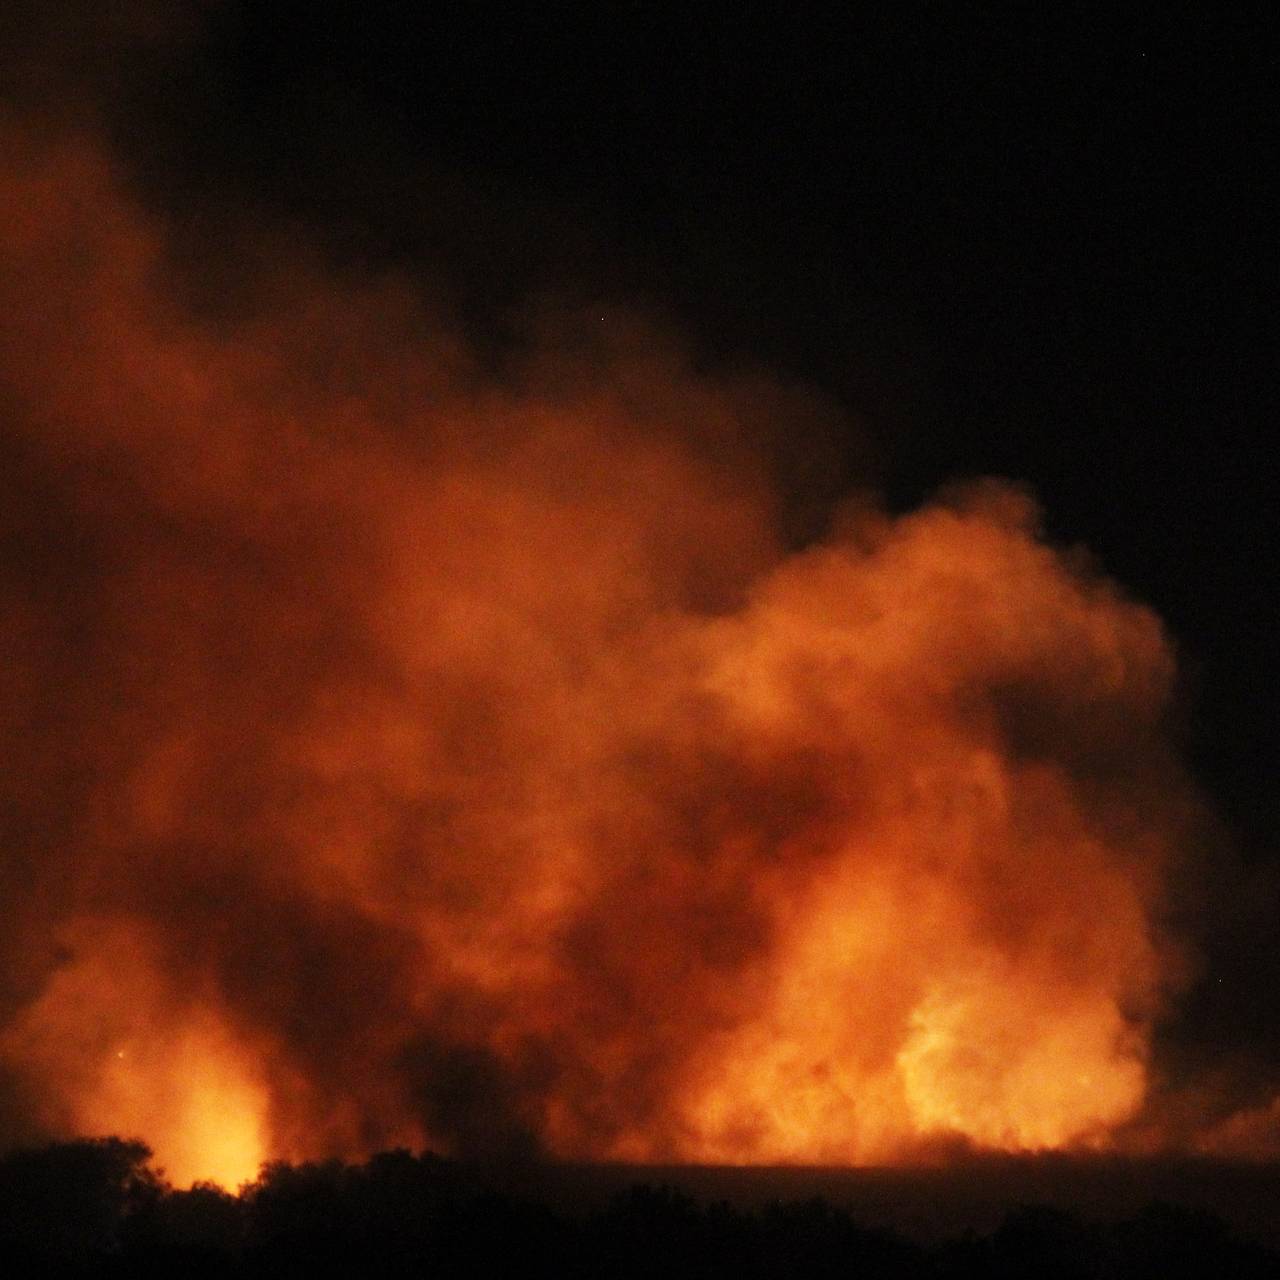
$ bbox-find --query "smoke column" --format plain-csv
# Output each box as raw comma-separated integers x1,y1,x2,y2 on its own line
0,120,1210,1186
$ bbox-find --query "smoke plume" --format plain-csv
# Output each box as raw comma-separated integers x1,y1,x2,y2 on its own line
0,119,1216,1185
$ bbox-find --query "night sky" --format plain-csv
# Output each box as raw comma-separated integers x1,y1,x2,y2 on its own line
2,4,1278,1171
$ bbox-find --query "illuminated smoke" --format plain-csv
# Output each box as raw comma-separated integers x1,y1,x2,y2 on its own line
0,122,1207,1184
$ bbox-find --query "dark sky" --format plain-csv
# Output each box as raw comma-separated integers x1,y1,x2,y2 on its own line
3,4,1278,1142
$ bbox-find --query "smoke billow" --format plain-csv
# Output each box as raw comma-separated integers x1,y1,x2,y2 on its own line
0,119,1223,1185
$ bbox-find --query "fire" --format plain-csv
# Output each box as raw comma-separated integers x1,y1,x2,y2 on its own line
93,1026,266,1190
0,122,1216,1182
0,921,267,1188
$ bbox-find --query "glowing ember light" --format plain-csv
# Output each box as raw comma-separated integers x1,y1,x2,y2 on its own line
92,1025,267,1189
0,921,268,1187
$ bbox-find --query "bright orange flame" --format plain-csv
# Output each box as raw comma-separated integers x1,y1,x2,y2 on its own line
0,922,267,1187
93,1028,266,1190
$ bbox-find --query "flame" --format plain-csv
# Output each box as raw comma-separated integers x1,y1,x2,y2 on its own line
0,922,267,1187
0,122,1222,1182
94,1026,266,1190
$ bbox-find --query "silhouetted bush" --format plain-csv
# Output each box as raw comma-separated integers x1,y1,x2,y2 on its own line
2,1139,1278,1277
118,1180,245,1278
0,1136,162,1269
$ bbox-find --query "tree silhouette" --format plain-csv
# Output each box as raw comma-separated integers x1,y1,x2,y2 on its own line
0,1136,162,1266
2,1138,1278,1277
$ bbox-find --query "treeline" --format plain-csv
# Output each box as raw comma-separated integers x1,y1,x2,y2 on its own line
0,1138,1274,1277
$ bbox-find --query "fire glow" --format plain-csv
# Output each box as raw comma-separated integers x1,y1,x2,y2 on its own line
0,124,1209,1187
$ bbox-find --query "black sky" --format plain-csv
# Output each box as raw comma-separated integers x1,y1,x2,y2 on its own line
5,4,1279,1093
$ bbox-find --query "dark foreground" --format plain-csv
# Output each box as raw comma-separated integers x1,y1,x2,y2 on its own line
2,1139,1278,1278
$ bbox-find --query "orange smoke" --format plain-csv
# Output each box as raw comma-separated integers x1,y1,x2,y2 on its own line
0,121,1205,1184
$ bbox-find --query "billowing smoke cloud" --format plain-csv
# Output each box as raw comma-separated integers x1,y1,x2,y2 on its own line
0,118,1224,1186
